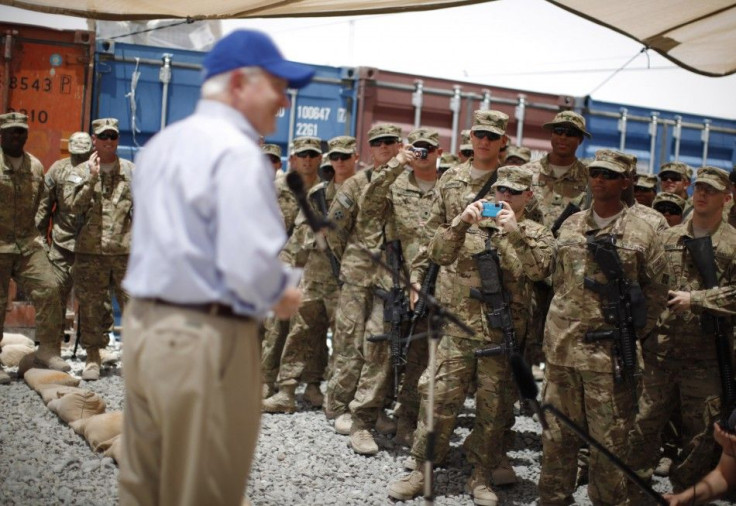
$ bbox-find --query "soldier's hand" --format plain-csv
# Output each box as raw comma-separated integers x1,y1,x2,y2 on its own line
667,290,691,313
713,421,736,456
87,152,100,176
395,146,418,166
409,282,421,310
495,201,518,232
272,287,302,319
461,200,484,224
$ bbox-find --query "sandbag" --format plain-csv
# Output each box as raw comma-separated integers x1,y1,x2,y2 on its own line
83,411,123,451
24,368,79,391
0,343,35,367
37,384,90,405
0,332,35,348
47,391,106,423
100,434,123,464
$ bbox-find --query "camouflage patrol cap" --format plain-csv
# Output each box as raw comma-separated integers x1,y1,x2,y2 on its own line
659,161,692,180
0,112,28,130
292,136,322,154
438,153,460,169
471,110,508,136
262,143,282,158
68,132,93,155
505,145,531,164
92,118,119,135
588,149,630,174
695,166,730,191
635,173,658,190
652,192,687,212
542,110,591,139
368,123,402,142
459,129,472,151
408,127,440,147
492,165,533,192
327,135,357,155
320,153,331,169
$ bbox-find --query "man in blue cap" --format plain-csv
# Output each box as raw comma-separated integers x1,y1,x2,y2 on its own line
119,30,313,506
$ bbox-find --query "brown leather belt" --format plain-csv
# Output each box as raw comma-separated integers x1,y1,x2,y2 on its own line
147,298,252,322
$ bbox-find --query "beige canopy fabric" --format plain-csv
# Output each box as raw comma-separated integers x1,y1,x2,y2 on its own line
2,0,735,76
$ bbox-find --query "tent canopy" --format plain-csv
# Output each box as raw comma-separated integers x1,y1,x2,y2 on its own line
2,0,735,76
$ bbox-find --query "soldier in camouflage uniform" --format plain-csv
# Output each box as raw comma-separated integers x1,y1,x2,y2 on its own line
659,162,693,216
390,112,555,506
503,145,531,167
36,132,94,343
262,143,282,174
263,136,355,414
347,128,440,455
324,124,402,436
0,112,66,380
66,118,134,381
628,166,736,499
622,156,670,233
653,192,688,228
438,152,460,176
539,149,670,506
458,129,473,163
724,169,735,227
261,137,323,400
634,173,658,207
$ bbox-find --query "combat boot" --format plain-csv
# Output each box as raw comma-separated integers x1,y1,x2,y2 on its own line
35,343,71,372
82,347,102,381
388,470,424,501
491,456,518,486
262,384,297,414
375,411,397,435
334,412,353,435
394,417,415,447
465,468,499,506
303,383,324,408
349,427,378,455
0,366,10,385
262,383,276,399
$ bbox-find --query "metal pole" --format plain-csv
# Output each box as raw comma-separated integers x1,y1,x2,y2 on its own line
2,33,14,113
673,115,682,161
412,79,424,129
287,89,298,156
515,94,526,146
701,119,711,165
648,112,659,174
449,85,462,154
158,53,172,131
617,107,628,151
480,89,491,111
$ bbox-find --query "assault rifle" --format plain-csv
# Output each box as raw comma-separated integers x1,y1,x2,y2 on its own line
368,239,412,396
550,202,580,237
309,186,342,280
584,235,646,407
684,236,736,431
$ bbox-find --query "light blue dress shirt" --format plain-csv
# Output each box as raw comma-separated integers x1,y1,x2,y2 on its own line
123,100,293,319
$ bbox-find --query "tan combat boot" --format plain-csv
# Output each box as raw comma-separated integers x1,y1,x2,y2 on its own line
388,470,424,501
465,468,499,506
262,383,276,399
35,343,71,372
375,411,397,435
82,347,102,381
262,384,297,414
303,383,324,407
491,456,518,486
334,412,353,435
349,426,378,455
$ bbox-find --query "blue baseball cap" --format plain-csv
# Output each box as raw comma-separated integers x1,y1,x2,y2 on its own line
203,30,315,89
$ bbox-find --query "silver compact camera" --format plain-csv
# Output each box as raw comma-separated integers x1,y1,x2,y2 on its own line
409,147,429,159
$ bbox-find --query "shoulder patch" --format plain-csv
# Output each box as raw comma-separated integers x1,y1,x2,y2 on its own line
66,173,84,185
337,193,354,209
44,173,56,189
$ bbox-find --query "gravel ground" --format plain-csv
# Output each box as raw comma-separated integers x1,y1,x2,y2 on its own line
0,336,708,506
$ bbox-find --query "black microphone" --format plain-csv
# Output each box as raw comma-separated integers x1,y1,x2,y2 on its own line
286,171,331,250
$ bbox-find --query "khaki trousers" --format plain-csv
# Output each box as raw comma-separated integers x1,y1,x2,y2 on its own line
119,298,261,506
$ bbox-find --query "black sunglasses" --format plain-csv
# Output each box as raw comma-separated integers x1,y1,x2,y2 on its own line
659,173,682,182
634,186,655,192
329,153,352,162
472,130,502,142
369,138,398,148
496,186,524,196
295,150,320,159
460,149,474,157
654,204,682,215
589,168,623,180
97,131,119,141
552,126,581,138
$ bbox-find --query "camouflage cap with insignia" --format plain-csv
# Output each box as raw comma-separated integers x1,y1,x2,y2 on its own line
505,145,531,164
262,143,282,158
492,165,533,191
438,153,460,169
0,112,28,130
408,127,440,147
695,166,730,191
292,136,322,154
588,149,630,174
635,173,658,189
470,110,508,136
320,153,331,168
327,135,356,155
659,161,692,180
368,123,402,142
459,129,472,151
68,132,93,155
92,118,119,135
652,192,687,212
542,110,591,138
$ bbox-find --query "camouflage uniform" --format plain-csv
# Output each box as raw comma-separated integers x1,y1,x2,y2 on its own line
629,167,736,495
0,112,64,371
409,156,555,475
67,122,134,359
349,129,439,436
539,151,670,506
525,154,589,230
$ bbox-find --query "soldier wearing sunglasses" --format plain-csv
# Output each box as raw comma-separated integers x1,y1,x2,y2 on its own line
65,118,135,381
653,192,687,227
658,161,693,216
